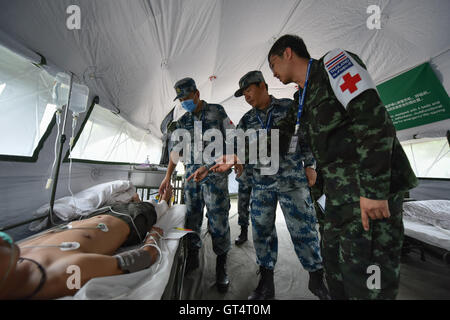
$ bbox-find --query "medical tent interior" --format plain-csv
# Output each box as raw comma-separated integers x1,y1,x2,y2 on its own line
0,0,449,300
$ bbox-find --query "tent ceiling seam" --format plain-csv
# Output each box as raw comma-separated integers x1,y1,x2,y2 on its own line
209,0,224,99
256,0,303,71
219,0,303,105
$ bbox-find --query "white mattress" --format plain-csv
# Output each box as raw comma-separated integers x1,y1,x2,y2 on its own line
403,200,450,230
61,204,187,300
403,217,450,251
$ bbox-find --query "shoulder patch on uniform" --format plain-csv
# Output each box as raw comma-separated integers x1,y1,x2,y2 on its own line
323,49,377,109
223,116,235,130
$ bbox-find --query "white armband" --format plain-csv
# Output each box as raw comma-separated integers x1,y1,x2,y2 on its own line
323,49,377,109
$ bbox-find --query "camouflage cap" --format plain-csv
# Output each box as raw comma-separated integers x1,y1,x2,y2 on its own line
234,71,266,97
173,77,197,101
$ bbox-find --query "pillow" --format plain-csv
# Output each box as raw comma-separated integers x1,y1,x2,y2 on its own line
30,180,136,231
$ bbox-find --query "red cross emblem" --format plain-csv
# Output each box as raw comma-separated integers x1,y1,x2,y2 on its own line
340,72,361,94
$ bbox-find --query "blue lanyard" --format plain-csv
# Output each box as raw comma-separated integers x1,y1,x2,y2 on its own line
295,58,313,134
256,109,273,132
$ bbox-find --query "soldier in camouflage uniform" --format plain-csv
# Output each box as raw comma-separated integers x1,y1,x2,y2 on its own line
267,35,418,299
231,71,329,300
158,78,235,293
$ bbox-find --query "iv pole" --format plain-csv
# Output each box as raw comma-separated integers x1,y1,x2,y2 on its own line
47,72,74,226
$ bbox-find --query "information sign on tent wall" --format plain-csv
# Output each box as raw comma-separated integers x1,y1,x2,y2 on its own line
377,62,450,131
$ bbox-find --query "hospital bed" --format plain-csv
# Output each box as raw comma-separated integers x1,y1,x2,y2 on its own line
2,180,189,300
63,203,189,300
402,199,450,264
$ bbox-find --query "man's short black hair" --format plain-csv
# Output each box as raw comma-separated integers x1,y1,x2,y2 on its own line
268,34,311,62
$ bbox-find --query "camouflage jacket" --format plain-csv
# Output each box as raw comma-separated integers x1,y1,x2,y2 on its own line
283,50,417,206
237,96,315,191
173,100,235,178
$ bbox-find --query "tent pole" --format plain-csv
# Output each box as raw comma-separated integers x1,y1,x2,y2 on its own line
48,72,74,226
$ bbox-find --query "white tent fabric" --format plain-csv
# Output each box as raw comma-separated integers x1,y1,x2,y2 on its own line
70,104,162,164
0,0,448,141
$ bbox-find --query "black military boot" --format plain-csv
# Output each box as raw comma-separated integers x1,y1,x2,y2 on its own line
248,266,275,300
308,268,331,300
184,248,199,275
216,253,230,293
234,225,248,246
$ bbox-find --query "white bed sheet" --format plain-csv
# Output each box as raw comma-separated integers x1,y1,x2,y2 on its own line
403,217,450,251
403,200,450,230
60,204,187,300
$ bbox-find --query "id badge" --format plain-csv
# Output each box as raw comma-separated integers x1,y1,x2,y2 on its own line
288,135,298,154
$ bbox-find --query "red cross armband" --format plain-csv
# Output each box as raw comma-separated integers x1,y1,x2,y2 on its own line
323,49,377,109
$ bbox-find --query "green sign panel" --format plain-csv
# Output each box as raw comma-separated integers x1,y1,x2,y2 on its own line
377,62,450,131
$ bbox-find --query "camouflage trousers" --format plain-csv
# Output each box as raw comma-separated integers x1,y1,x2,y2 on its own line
314,202,325,252
321,192,405,300
250,187,323,272
237,182,252,227
184,175,231,256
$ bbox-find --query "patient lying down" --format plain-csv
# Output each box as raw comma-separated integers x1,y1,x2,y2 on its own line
0,185,173,300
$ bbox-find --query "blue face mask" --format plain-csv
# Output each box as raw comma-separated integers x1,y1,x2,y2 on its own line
0,232,13,245
181,99,197,113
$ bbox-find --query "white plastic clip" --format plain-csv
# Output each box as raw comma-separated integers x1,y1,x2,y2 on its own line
60,242,80,251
